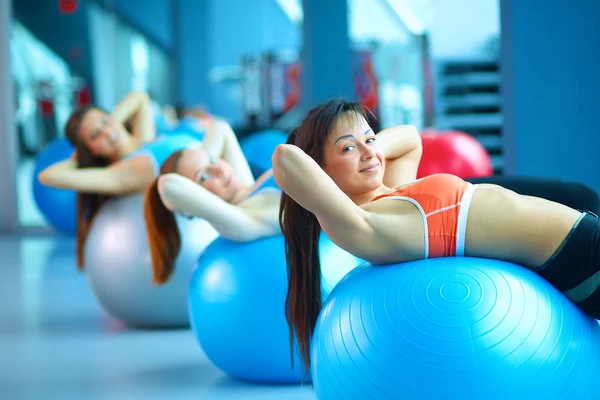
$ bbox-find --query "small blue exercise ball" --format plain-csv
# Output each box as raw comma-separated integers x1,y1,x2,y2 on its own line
312,257,600,399
240,130,288,178
32,138,77,235
159,117,206,142
188,234,364,384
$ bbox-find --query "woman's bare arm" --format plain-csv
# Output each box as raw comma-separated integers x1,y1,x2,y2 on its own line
201,119,255,186
110,90,156,142
158,173,280,241
375,125,422,187
37,155,156,195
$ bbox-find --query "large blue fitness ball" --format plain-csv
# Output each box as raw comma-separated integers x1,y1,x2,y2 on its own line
240,130,288,178
312,257,600,399
33,138,77,235
188,234,365,384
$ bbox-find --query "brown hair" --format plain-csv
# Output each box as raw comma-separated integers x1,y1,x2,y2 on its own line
64,105,113,269
143,150,186,285
279,98,371,374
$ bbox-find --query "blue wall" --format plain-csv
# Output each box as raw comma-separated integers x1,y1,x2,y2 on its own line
501,0,600,193
13,0,300,123
209,0,298,66
301,0,354,109
104,0,301,117
173,0,210,107
207,0,300,123
93,0,173,53
13,0,94,84
13,0,172,100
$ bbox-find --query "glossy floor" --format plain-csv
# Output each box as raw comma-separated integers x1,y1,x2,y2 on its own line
0,233,315,400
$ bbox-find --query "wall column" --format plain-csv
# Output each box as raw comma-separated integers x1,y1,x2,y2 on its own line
301,0,354,109
0,0,19,232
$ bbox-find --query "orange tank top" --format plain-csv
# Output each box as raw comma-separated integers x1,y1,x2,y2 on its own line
370,173,476,258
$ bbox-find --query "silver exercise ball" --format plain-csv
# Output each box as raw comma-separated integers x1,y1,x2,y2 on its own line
84,194,219,328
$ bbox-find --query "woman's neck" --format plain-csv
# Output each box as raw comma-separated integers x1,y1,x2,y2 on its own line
351,190,385,206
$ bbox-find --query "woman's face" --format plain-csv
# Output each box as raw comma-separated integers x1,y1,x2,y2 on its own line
78,109,128,159
322,112,385,197
176,148,240,202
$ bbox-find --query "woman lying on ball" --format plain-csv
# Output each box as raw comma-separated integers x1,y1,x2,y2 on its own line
37,90,225,268
144,126,282,286
272,98,600,371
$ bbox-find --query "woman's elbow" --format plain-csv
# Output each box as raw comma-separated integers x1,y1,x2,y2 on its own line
413,139,423,158
402,126,423,159
156,175,179,210
404,125,422,149
271,147,284,181
271,144,294,181
37,170,50,186
131,90,150,101
37,169,60,187
271,145,284,169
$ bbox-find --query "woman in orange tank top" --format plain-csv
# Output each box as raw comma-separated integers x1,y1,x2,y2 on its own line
272,98,600,373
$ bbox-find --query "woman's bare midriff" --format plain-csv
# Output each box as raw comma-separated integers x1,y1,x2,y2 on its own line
361,183,583,267
464,184,583,268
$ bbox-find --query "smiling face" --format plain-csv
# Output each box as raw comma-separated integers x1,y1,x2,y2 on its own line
175,148,240,202
322,112,385,198
78,108,129,159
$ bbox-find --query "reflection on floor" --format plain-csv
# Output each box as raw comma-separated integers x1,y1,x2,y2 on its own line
0,234,316,400
18,156,47,228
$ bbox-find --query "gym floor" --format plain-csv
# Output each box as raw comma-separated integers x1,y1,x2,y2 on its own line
0,234,316,399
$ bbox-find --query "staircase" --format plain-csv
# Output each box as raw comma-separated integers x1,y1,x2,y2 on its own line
433,58,504,175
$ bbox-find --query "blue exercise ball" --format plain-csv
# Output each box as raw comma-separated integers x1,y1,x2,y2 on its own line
159,117,206,142
240,130,288,178
32,138,77,235
312,257,600,399
188,234,365,384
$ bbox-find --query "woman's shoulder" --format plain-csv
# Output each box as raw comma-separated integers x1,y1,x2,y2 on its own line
115,151,155,170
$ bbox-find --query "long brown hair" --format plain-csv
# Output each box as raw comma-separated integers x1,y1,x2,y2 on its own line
64,105,113,269
143,150,186,285
279,98,371,374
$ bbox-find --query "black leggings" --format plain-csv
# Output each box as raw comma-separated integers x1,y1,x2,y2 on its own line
533,212,600,320
466,175,600,215
466,176,600,319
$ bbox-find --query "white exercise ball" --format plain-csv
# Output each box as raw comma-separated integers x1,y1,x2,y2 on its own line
84,194,219,328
